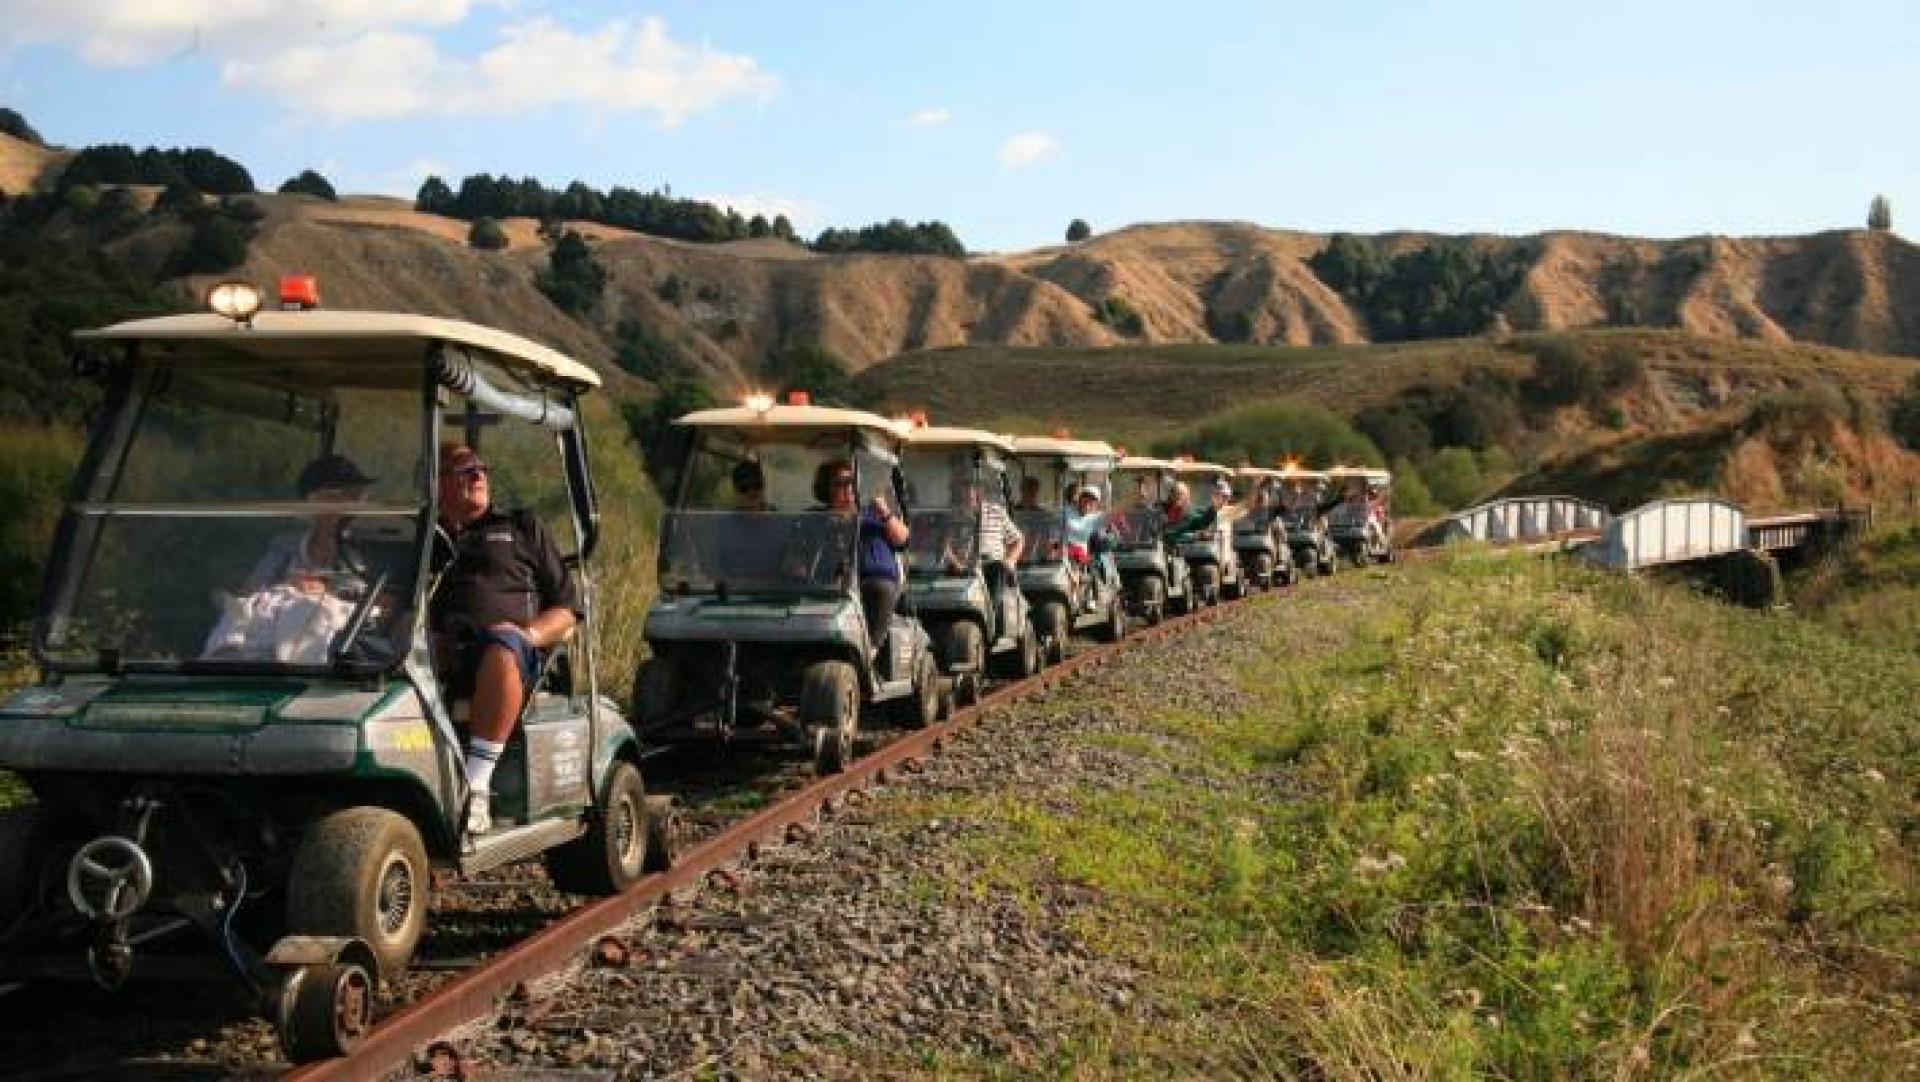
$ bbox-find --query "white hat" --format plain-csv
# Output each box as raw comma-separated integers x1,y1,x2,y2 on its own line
1075,484,1101,501
1212,479,1233,498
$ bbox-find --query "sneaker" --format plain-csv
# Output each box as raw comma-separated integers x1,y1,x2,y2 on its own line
466,791,492,836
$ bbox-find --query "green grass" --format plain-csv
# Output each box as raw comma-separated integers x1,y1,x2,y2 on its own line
854,329,1920,452
1793,514,1920,654
872,558,1919,1078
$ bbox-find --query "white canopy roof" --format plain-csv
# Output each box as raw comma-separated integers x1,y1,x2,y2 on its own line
78,310,600,389
676,402,905,440
902,425,1017,453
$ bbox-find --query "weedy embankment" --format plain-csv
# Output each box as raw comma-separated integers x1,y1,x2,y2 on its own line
889,558,1916,1079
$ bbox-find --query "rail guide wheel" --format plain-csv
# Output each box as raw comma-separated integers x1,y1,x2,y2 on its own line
278,960,374,1063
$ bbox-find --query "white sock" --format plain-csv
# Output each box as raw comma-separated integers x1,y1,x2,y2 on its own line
465,738,505,794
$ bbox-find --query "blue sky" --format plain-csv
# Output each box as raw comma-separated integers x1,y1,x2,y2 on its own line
4,1,1917,251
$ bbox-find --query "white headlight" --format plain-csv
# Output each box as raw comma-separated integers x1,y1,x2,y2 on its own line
743,392,775,413
207,280,262,323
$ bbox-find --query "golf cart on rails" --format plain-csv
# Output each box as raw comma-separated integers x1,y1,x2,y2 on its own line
900,423,1040,706
0,280,656,1062
1008,435,1127,663
1325,465,1395,566
1277,463,1335,577
636,393,941,775
1110,456,1195,624
1232,466,1297,590
1170,459,1247,605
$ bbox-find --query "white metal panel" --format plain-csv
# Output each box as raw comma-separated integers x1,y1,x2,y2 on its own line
1590,498,1746,570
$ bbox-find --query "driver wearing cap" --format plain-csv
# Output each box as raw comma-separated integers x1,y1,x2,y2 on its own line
241,453,377,595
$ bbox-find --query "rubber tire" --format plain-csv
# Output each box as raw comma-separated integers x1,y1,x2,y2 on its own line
1095,592,1127,643
951,669,982,707
545,760,649,895
286,808,430,980
1131,575,1165,626
1248,554,1273,591
988,618,1032,680
800,660,859,774
0,806,49,930
892,648,940,729
1193,564,1220,607
634,657,675,726
931,619,977,674
1034,601,1069,666
279,961,374,1063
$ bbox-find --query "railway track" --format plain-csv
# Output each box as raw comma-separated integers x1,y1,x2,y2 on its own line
281,591,1243,1080
0,537,1575,1079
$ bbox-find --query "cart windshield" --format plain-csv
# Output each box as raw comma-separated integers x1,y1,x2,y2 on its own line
904,509,979,577
38,355,428,674
658,431,890,596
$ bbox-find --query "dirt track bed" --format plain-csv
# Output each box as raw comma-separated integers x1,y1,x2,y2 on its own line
426,595,1310,1078
0,731,900,1079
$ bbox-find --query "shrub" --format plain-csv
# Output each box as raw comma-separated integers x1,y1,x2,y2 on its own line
1355,401,1432,463
167,213,253,275
769,342,852,405
536,230,606,316
1149,401,1380,468
1890,372,1920,450
277,169,337,200
1066,218,1092,242
1525,338,1644,412
612,320,694,384
1206,307,1253,343
1421,446,1485,509
813,218,966,257
467,216,509,251
1391,458,1439,516
0,424,83,631
0,107,42,146
1092,295,1144,336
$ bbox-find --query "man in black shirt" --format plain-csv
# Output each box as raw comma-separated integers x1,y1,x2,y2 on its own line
433,443,582,835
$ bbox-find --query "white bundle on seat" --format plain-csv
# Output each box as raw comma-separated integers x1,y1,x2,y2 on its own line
202,585,356,664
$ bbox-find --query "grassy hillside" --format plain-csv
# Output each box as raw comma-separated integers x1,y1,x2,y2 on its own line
857,329,1920,512
856,338,1514,448
890,559,1919,1077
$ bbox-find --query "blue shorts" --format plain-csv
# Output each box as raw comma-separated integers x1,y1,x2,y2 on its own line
473,627,542,688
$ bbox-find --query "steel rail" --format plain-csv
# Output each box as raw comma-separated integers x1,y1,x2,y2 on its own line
288,528,1602,1078
287,598,1236,1080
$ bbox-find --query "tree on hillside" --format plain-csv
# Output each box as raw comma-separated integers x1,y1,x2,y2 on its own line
1066,218,1092,242
0,107,42,145
772,214,797,242
278,169,337,200
1091,295,1144,336
1868,194,1892,232
769,342,853,404
1891,372,1920,451
536,230,607,316
416,176,456,215
58,144,253,194
468,216,509,251
813,218,966,257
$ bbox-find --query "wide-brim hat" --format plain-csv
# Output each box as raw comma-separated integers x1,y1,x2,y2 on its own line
297,453,377,496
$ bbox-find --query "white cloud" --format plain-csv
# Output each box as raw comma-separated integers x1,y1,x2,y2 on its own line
6,4,776,127
907,107,951,127
997,131,1058,170
4,0,474,66
702,192,814,231
225,16,776,124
